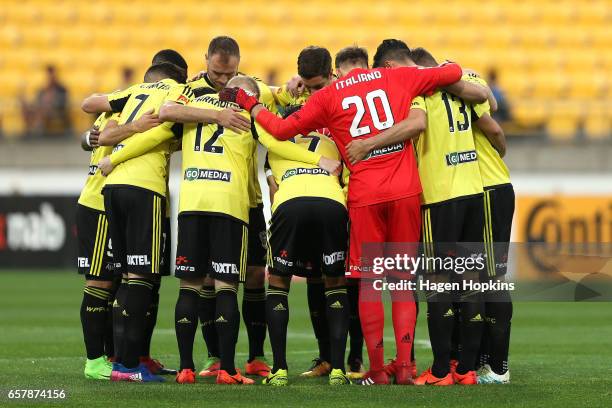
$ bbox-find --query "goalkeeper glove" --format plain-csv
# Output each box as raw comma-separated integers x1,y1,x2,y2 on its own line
219,87,261,113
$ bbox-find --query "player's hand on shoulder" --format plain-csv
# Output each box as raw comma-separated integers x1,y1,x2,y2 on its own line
81,126,100,150
132,109,162,133
345,139,371,165
98,156,114,176
318,156,342,176
217,107,251,133
286,75,305,97
219,87,260,113
189,70,206,82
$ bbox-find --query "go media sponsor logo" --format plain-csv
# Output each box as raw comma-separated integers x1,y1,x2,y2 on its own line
184,167,231,182
281,167,330,181
364,142,404,161
0,203,65,251
445,150,477,166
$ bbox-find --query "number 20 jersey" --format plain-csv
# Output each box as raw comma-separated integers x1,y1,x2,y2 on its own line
179,94,255,224
255,65,463,207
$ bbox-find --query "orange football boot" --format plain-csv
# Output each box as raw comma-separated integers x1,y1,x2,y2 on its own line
453,370,477,385
245,358,271,377
414,368,454,386
176,369,196,384
216,370,255,385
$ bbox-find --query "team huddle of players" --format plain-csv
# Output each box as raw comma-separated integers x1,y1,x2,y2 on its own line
76,35,514,386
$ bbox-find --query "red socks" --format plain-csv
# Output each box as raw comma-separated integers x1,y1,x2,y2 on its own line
390,290,417,365
358,288,385,371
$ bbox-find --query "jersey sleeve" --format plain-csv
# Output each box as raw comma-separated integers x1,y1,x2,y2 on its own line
461,73,491,119
395,64,463,97
410,96,427,112
273,85,295,107
253,122,322,165
341,165,350,198
108,125,176,166
255,89,328,140
272,85,308,107
166,84,194,105
255,80,280,115
108,86,135,113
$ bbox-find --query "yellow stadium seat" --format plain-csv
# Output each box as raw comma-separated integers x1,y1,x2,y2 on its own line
584,113,611,141
546,116,579,141
567,75,608,99
512,101,548,128
532,73,568,99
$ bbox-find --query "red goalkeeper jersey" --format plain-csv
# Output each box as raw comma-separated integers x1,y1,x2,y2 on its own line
255,64,462,207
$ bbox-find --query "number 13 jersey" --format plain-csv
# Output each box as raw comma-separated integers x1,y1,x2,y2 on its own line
412,91,483,206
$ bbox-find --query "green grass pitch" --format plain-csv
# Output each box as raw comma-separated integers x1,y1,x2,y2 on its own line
0,271,611,407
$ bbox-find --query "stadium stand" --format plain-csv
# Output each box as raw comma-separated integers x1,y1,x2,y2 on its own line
0,0,610,140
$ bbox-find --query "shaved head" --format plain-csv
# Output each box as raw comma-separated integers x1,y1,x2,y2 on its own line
227,75,260,99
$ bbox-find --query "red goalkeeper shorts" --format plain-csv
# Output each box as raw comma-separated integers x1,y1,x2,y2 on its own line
347,194,421,279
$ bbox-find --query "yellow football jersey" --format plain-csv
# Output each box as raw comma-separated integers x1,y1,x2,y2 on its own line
77,112,118,211
412,92,483,206
179,93,321,223
268,131,345,212
103,79,186,197
463,74,511,188
248,77,281,207
273,84,310,107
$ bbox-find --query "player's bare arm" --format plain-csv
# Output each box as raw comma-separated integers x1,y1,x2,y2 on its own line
98,110,162,146
266,171,279,205
456,68,498,110
474,113,506,157
345,109,427,165
487,88,498,112
444,80,488,103
158,102,250,133
81,94,112,113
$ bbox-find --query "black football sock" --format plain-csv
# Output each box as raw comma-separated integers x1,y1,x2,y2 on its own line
266,285,289,372
242,288,267,361
325,286,349,371
174,287,200,370
426,291,455,378
81,285,112,360
121,278,154,369
104,278,120,358
486,291,513,375
142,281,160,358
112,279,128,362
477,320,491,369
199,286,219,358
450,303,461,361
456,293,485,375
215,287,240,375
307,281,330,362
346,283,363,364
